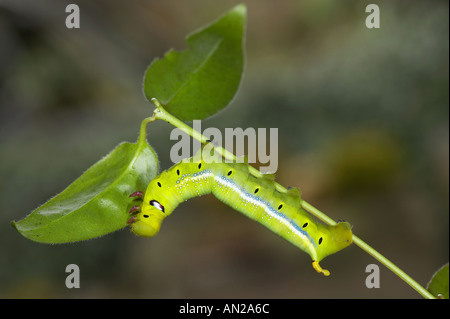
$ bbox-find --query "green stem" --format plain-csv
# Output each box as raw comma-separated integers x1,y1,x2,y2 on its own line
145,98,436,299
351,236,435,299
138,116,155,145
301,201,436,299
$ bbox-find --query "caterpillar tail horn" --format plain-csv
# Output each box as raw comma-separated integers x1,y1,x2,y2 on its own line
312,261,330,276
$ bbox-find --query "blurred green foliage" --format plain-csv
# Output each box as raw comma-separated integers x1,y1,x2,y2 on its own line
0,0,448,298
427,263,449,298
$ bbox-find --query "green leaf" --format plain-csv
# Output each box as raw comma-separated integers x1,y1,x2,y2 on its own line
11,139,159,244
143,4,246,121
427,263,449,299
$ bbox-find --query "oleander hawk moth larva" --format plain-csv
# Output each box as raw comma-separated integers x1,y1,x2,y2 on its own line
127,146,352,276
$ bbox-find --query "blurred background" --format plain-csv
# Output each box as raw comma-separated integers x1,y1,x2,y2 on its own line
0,0,448,298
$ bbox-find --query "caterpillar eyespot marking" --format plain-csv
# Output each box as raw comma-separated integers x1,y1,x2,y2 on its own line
150,200,165,213
129,148,353,276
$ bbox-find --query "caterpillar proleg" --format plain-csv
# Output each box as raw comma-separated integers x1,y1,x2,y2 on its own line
128,146,352,276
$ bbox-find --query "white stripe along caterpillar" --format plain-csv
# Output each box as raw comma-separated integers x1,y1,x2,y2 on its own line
127,147,352,276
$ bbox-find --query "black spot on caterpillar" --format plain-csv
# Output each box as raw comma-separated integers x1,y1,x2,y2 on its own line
128,148,352,276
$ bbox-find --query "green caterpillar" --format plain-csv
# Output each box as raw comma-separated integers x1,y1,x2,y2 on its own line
127,147,352,276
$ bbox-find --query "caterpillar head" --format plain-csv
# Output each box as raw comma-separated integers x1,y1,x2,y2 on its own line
128,198,166,237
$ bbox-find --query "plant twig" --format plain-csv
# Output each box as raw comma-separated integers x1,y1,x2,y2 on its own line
302,201,435,299
144,98,436,299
